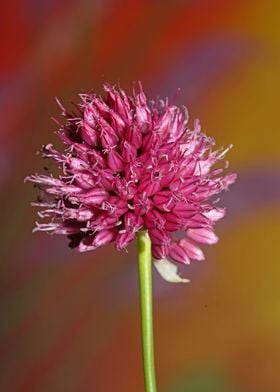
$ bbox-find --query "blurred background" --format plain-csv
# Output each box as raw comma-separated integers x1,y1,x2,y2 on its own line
1,1,280,391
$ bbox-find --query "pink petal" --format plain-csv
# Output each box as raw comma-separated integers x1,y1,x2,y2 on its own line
203,208,225,222
187,214,210,228
72,188,109,206
161,211,182,226
110,112,126,136
149,228,170,245
68,158,90,171
99,169,115,190
164,221,182,231
144,209,166,229
142,133,160,151
89,150,106,168
84,104,98,126
75,173,96,189
221,173,237,189
116,232,135,250
100,128,119,148
153,191,175,211
92,214,118,230
152,243,169,260
101,196,129,217
107,150,125,172
187,228,218,244
92,229,117,248
172,202,197,219
168,242,190,264
80,121,99,146
160,171,175,188
78,237,95,252
120,140,137,162
64,208,94,222
125,125,142,148
124,212,143,232
138,177,161,197
179,238,205,261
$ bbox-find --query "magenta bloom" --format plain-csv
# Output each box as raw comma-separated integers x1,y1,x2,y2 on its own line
26,83,236,268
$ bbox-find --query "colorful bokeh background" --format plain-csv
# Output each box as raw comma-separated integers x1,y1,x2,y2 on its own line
1,1,280,391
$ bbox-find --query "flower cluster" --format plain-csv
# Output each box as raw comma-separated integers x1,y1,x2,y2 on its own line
26,83,236,269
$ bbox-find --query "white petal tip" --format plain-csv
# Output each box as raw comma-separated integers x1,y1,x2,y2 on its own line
154,259,190,283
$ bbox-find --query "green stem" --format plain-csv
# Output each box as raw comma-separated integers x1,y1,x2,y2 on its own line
137,230,157,392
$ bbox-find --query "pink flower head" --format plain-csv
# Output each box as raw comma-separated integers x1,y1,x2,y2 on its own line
26,83,236,273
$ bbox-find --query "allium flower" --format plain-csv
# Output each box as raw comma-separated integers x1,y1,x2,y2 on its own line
26,83,236,280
